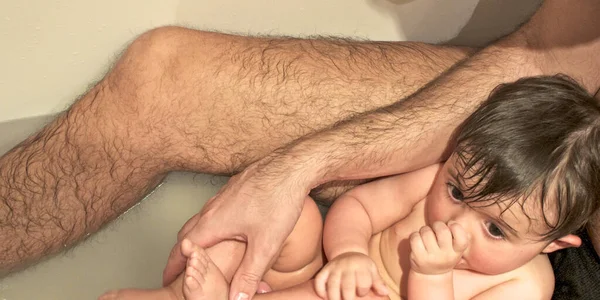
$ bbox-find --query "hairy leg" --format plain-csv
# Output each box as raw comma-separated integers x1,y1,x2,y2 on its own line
0,27,474,272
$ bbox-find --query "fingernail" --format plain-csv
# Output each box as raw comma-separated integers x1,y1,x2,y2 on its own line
235,292,249,300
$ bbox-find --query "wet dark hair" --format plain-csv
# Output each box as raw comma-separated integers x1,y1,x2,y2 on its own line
453,75,600,241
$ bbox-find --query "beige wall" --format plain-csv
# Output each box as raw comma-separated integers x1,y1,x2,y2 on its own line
0,0,540,123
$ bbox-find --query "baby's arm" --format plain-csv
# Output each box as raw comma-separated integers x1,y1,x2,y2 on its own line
315,164,441,299
254,280,388,300
324,164,441,257
407,222,469,300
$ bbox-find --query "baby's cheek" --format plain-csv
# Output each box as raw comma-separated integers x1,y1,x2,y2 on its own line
466,246,523,275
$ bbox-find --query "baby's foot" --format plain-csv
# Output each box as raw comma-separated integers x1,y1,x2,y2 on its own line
183,244,229,300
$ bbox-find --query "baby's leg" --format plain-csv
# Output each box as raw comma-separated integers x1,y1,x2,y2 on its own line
182,248,385,300
98,196,323,299
183,196,324,299
262,195,324,290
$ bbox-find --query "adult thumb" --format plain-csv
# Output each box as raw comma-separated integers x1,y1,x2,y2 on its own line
228,241,275,300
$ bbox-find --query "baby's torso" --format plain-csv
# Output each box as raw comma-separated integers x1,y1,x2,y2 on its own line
368,200,552,300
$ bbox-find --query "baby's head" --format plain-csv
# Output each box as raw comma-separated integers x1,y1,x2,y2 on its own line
425,75,600,275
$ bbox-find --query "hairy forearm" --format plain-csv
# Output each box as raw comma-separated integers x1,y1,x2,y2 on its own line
408,271,454,300
260,32,540,189
0,85,166,274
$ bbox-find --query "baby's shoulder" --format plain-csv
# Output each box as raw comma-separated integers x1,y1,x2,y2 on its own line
457,255,554,299
497,254,554,299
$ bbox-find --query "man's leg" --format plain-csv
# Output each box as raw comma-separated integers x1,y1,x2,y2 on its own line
0,28,473,272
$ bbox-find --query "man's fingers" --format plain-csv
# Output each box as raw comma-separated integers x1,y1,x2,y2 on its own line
162,220,226,286
162,241,187,286
229,240,276,300
176,215,199,242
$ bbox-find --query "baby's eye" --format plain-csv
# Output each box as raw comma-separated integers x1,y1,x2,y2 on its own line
486,222,505,239
447,183,464,202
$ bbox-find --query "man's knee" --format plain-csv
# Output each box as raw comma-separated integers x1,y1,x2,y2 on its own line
104,26,211,101
128,26,199,61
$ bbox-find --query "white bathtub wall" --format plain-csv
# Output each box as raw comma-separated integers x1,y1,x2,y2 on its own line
0,0,542,123
0,0,179,123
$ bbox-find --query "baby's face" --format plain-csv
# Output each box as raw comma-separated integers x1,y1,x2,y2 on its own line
424,155,555,275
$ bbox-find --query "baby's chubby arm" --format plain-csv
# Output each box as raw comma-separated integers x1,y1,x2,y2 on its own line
324,163,441,257
315,164,441,299
407,222,469,300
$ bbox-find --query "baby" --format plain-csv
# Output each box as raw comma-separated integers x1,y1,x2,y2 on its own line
100,75,600,300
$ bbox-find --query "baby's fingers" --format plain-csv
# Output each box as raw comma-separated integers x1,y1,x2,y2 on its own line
341,273,357,300
355,271,373,296
369,269,389,296
449,222,470,252
314,269,330,299
409,231,426,255
326,272,343,300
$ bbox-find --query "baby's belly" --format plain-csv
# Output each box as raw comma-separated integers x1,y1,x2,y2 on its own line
368,205,425,299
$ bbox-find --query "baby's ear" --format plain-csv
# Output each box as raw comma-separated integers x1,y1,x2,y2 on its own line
542,234,582,253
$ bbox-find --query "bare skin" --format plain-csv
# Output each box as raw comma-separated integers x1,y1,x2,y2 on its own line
167,162,561,300
0,28,474,275
1,1,599,299
164,1,600,298
100,197,324,300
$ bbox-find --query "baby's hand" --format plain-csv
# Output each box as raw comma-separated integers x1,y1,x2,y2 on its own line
409,221,470,275
314,252,389,300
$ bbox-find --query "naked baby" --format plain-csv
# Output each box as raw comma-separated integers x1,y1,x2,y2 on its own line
101,75,600,300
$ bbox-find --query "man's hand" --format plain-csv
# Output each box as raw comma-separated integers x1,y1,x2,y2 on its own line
162,162,307,300
409,222,470,275
314,252,389,300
